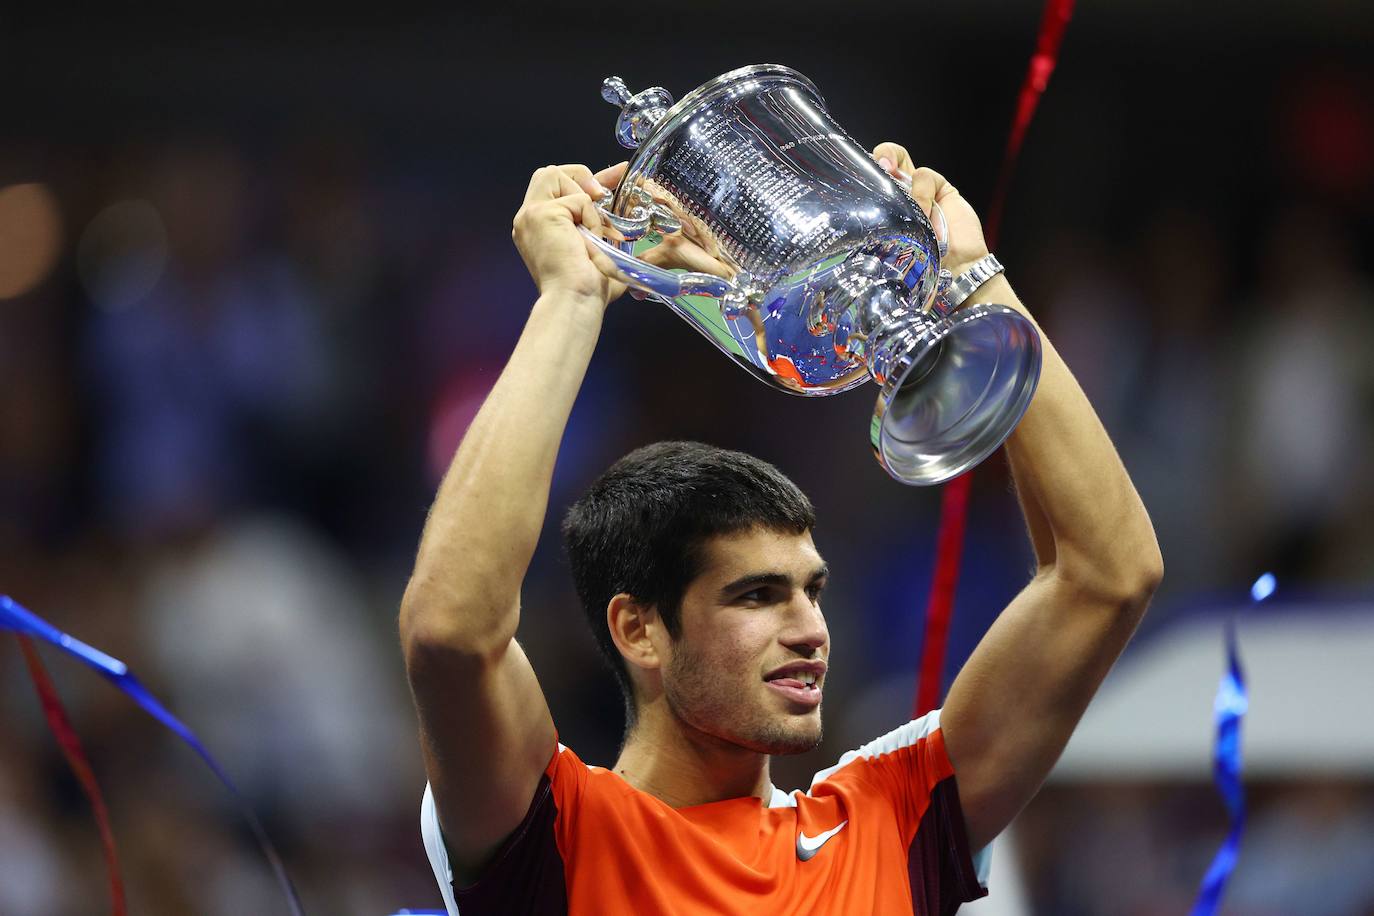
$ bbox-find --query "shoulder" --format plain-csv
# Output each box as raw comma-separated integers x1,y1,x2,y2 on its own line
420,742,596,913
418,742,654,879
807,711,992,900
809,709,953,794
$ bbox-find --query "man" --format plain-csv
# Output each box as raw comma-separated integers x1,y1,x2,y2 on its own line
399,144,1162,915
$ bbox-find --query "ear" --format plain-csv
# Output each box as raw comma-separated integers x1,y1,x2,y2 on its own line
606,593,663,674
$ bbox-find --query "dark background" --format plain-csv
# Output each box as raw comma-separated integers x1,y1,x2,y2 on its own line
0,5,1371,913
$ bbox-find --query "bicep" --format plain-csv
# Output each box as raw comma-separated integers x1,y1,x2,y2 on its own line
406,625,556,877
940,572,1144,849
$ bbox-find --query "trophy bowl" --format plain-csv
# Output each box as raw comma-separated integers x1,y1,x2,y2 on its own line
579,64,1042,485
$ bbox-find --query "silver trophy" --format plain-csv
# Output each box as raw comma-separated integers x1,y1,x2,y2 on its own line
580,65,1041,485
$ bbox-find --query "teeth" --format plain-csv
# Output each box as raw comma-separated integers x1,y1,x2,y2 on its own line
799,673,817,686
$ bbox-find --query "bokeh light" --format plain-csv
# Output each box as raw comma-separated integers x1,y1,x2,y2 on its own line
77,200,170,312
0,183,63,300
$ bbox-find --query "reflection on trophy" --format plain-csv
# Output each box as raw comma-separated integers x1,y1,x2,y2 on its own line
580,65,1042,485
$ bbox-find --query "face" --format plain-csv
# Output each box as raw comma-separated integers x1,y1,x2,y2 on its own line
660,526,830,756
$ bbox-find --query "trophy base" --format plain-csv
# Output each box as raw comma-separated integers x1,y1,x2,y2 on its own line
871,303,1041,485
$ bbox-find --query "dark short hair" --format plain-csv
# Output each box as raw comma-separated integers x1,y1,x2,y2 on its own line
562,441,816,724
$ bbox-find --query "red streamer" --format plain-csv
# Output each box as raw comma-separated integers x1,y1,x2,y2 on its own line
914,0,1076,718
987,0,1078,248
914,473,972,717
17,635,127,916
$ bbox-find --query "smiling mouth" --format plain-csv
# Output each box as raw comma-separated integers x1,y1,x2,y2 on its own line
764,674,822,708
768,672,819,689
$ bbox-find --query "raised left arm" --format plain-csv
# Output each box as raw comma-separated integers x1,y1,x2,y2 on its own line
873,143,1163,852
940,269,1162,851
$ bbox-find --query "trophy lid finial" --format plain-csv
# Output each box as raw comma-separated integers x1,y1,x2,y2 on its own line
602,76,633,107
598,76,675,150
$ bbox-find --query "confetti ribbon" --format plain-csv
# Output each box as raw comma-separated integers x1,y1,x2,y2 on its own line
914,0,1077,718
913,469,971,717
15,635,127,915
1189,574,1269,916
0,595,305,916
987,0,1078,247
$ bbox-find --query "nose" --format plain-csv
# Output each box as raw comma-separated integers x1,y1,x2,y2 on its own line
781,590,829,656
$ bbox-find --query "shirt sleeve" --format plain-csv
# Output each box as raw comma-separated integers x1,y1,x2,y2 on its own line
420,781,462,916
419,743,587,916
810,709,990,914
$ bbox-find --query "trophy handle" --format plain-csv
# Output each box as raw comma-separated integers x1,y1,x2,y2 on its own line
578,226,746,310
930,200,949,261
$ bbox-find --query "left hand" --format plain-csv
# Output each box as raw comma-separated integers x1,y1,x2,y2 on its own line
512,162,632,309
872,142,990,277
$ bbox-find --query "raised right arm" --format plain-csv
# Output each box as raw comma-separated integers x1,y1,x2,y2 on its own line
399,163,626,881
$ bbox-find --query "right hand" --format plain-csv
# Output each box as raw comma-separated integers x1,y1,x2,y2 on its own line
871,143,991,278
512,162,630,309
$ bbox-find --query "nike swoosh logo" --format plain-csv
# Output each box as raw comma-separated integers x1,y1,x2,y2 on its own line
796,820,848,861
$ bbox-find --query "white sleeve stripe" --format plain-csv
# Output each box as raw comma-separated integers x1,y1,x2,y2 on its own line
768,784,799,808
972,842,993,887
809,709,942,789
420,783,461,916
808,711,995,889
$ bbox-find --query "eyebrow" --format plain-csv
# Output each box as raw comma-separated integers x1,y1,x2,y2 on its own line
716,564,830,601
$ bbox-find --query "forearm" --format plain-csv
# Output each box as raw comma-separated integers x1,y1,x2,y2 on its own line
401,292,605,652
942,275,1162,846
978,274,1162,601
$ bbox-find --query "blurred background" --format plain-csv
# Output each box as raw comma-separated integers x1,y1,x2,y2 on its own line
0,4,1371,914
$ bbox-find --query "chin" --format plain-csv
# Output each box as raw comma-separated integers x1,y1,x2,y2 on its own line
765,737,822,756
665,679,824,755
746,717,824,756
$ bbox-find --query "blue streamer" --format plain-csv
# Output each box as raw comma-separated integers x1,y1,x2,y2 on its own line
1189,574,1269,916
1,595,306,916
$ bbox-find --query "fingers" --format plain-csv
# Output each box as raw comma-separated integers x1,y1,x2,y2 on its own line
522,161,630,207
520,164,642,244
872,141,915,179
523,164,612,204
520,165,626,236
906,167,943,216
910,167,962,225
639,235,731,277
557,190,603,233
872,143,961,218
581,230,624,279
555,163,610,199
872,141,917,196
522,166,560,204
594,161,629,191
514,182,603,238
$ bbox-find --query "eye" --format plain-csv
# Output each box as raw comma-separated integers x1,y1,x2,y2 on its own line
735,586,787,607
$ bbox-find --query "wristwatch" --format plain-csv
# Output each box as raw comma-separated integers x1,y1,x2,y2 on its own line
945,254,1004,310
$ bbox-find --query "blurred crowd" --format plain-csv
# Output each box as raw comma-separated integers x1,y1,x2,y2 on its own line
1,14,1372,915
1016,781,1374,915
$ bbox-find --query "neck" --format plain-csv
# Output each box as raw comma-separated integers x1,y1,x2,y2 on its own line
612,697,772,808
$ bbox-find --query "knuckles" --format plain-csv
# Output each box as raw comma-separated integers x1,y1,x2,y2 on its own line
872,141,911,163
511,193,598,242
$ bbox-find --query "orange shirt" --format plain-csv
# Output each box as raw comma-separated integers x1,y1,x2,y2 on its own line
422,710,988,915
